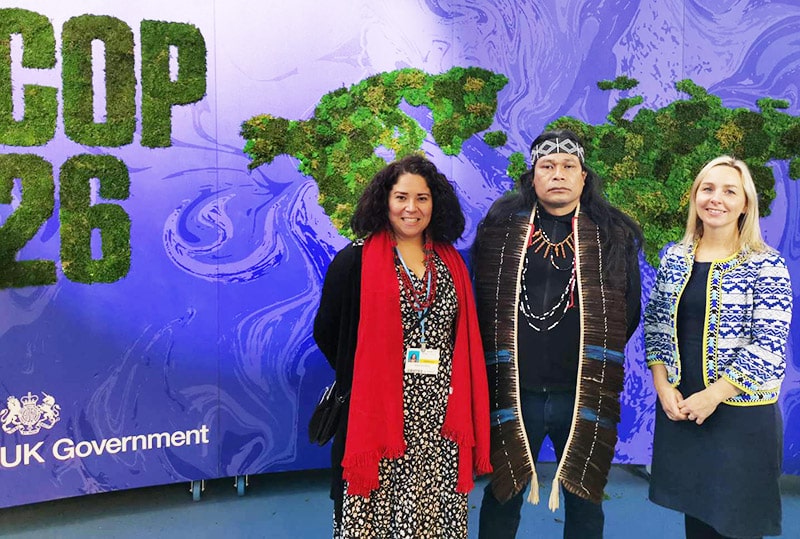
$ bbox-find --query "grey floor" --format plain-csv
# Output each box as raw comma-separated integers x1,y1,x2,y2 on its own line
0,463,797,538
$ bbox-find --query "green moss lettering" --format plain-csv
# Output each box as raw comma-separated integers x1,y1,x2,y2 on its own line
0,153,56,288
140,20,207,148
62,15,135,146
0,8,57,146
59,154,131,283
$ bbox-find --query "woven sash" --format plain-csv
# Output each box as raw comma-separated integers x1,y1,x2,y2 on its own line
474,209,628,505
554,215,627,504
474,210,536,502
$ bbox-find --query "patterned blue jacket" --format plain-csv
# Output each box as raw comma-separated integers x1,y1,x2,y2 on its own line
644,242,793,405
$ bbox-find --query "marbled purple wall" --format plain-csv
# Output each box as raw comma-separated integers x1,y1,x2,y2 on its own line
0,0,798,507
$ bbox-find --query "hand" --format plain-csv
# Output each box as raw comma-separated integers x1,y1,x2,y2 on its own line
679,379,740,425
678,389,720,425
649,364,687,421
655,383,688,422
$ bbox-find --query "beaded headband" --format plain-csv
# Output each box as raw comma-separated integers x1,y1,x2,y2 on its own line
530,138,585,164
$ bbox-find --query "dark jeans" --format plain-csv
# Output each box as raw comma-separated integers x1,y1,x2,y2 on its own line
478,389,604,539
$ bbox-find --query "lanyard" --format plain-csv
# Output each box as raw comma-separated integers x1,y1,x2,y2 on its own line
394,247,432,348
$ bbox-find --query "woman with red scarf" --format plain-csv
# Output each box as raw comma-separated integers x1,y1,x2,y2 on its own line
313,154,491,538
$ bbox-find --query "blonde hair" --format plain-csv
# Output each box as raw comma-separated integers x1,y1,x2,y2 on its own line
680,155,768,253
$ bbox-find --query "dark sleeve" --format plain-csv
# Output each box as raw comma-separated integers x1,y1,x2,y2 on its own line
313,244,360,369
625,240,642,341
312,243,361,522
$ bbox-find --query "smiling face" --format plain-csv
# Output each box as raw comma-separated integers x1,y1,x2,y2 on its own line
388,172,432,243
532,153,586,215
694,164,747,236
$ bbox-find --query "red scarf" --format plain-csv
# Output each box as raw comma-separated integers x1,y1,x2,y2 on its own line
341,229,492,497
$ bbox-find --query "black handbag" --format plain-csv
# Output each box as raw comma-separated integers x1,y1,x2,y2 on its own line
308,381,349,446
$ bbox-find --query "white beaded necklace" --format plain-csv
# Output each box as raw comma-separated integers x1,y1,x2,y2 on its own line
519,254,576,331
519,205,577,331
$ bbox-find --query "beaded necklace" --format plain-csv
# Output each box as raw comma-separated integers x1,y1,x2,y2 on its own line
519,205,576,331
529,205,574,271
519,255,576,331
394,237,438,311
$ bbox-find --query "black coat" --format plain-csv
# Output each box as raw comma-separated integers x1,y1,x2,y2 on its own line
312,241,363,523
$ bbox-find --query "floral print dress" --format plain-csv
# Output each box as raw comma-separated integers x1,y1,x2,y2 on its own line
335,253,466,539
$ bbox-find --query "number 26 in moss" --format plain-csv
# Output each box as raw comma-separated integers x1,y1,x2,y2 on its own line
0,153,131,288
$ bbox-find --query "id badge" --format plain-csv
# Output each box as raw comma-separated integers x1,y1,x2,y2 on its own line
404,347,440,375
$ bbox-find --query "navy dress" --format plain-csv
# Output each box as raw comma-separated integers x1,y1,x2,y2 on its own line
649,262,782,538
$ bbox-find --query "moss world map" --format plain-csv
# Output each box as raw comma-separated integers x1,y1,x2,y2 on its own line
241,67,800,266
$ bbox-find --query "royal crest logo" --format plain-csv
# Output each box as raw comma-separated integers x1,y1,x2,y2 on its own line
1,391,61,436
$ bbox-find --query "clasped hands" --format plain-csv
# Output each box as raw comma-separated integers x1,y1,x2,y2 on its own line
655,385,714,424
654,378,741,425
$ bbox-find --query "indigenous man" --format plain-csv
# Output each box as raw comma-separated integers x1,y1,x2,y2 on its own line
473,129,643,538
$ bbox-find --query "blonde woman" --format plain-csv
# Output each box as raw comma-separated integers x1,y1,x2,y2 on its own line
644,156,793,538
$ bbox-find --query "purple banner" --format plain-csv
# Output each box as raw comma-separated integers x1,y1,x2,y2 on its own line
0,0,798,509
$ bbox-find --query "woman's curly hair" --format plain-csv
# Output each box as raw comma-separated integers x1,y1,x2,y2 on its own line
350,154,465,244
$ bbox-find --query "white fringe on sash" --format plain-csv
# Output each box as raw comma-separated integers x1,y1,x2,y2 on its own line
525,468,540,505
548,476,560,511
